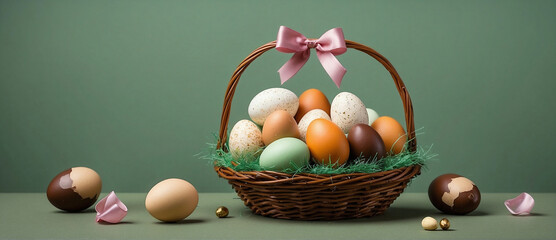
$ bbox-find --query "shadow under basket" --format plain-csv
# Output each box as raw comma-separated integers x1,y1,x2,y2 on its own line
214,39,422,220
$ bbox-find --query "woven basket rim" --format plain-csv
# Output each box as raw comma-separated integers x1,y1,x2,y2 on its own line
215,164,422,186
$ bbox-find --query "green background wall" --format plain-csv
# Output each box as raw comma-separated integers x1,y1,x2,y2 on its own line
1,0,555,193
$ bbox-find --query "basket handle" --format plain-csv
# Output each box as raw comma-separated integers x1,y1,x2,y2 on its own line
217,40,417,152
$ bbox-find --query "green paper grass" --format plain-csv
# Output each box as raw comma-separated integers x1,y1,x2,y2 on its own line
204,132,435,175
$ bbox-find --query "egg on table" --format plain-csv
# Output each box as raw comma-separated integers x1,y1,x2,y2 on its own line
228,119,264,159
259,137,310,171
248,88,299,125
145,178,199,222
261,110,300,145
305,119,349,167
428,174,481,215
297,109,331,142
46,167,102,212
294,89,330,122
330,92,368,133
371,116,407,155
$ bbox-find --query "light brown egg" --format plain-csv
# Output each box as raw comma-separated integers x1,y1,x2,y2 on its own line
294,89,331,122
262,110,300,145
371,116,407,155
145,178,198,222
306,119,349,167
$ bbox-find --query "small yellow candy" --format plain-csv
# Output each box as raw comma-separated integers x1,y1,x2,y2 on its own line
440,218,450,230
421,216,438,231
216,206,229,218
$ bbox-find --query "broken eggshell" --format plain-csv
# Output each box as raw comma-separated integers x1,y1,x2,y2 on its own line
95,191,128,223
505,192,534,215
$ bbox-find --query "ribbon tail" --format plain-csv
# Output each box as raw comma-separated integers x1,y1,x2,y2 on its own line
278,50,310,84
316,51,346,88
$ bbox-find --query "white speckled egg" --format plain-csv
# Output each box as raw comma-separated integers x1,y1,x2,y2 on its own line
366,108,379,126
248,88,299,125
330,92,368,133
228,120,264,160
298,109,331,142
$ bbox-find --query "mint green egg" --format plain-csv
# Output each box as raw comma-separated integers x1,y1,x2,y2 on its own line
259,137,310,171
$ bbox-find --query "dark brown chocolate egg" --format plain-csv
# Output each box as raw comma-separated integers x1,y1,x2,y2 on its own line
428,173,481,215
46,167,102,212
347,123,386,161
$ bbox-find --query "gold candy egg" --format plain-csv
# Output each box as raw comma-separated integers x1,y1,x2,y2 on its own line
440,218,450,230
216,206,229,218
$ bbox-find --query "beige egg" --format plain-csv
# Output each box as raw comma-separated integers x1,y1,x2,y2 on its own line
228,119,264,160
331,92,368,133
248,88,299,125
298,109,331,142
262,110,300,145
421,216,438,230
145,178,198,222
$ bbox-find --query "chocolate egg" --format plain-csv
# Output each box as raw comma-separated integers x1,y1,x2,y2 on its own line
347,124,386,161
428,174,481,215
46,167,102,212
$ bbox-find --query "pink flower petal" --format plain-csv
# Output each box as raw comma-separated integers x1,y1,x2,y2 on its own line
504,192,534,215
95,191,127,223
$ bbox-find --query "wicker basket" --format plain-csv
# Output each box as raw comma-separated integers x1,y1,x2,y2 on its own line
214,39,421,220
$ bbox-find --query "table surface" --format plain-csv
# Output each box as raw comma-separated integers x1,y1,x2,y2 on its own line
1,192,554,240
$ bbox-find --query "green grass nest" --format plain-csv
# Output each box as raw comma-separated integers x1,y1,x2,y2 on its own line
206,134,435,175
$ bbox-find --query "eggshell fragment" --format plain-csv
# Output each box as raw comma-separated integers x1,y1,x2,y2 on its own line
330,92,368,133
298,109,331,142
228,120,264,160
505,192,534,215
248,88,299,125
95,191,127,223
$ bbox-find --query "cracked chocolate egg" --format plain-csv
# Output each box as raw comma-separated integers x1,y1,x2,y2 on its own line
428,173,480,215
46,167,102,212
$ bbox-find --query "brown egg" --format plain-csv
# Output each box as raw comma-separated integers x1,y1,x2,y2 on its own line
306,119,349,167
428,174,481,215
262,110,300,145
347,124,386,161
46,167,102,212
371,116,407,155
294,89,331,122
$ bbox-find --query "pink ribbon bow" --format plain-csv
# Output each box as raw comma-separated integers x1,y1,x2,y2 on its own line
276,26,347,88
